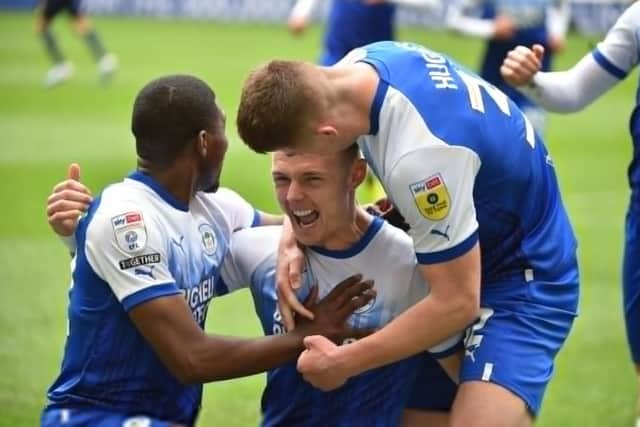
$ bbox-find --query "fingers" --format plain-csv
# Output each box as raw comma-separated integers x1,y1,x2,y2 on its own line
532,43,545,60
323,274,363,303
337,286,376,319
277,292,297,331
47,210,82,236
302,284,319,308
51,180,92,199
288,290,315,321
288,252,304,290
333,278,374,310
500,45,542,86
303,334,333,351
68,163,81,181
46,198,90,218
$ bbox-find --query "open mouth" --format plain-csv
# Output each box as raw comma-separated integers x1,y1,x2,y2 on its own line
292,209,319,228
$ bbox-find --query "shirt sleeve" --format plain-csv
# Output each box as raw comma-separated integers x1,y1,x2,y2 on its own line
518,3,639,113
592,2,640,79
445,0,495,39
219,226,282,296
387,146,481,264
213,187,260,230
545,0,569,39
84,208,180,311
289,0,318,21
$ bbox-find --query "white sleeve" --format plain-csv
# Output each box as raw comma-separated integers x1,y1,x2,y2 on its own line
388,0,440,9
592,3,640,77
545,0,569,39
445,0,495,39
289,0,319,20
387,146,480,264
518,3,639,113
85,209,180,311
213,187,260,230
220,226,281,295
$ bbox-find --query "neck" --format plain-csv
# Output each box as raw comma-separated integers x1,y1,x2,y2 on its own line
320,206,374,251
137,157,195,206
325,62,380,139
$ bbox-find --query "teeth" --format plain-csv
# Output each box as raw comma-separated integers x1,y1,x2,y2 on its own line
293,209,313,216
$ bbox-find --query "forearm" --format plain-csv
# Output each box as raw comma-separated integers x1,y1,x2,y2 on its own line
338,293,476,376
388,0,440,9
289,0,318,20
446,4,495,38
545,1,569,39
520,54,619,113
185,332,305,383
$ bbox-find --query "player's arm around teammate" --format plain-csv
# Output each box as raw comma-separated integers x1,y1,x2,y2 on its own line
45,164,375,384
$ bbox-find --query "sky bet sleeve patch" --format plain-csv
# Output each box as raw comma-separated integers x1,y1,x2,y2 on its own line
410,173,450,221
111,211,148,253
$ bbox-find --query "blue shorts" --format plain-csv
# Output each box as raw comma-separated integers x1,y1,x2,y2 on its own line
41,407,177,427
408,277,579,416
406,352,457,411
623,203,640,363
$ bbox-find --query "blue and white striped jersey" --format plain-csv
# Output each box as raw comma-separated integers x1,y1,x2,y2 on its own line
344,41,577,287
45,171,258,425
221,219,460,426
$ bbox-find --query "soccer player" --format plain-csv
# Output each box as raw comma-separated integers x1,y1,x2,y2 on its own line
236,41,580,426
36,0,117,87
500,3,640,423
220,146,461,426
40,74,373,426
47,150,459,426
445,0,570,134
287,0,440,202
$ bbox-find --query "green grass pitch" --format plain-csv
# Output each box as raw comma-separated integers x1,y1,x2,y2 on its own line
0,11,635,426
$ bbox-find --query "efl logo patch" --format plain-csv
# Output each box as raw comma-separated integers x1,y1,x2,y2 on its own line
112,211,147,253
409,173,450,221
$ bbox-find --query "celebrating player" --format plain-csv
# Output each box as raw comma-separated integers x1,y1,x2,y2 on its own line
41,74,372,426
500,2,640,423
236,41,580,426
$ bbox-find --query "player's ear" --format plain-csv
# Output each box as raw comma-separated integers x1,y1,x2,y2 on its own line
317,125,338,137
196,130,208,158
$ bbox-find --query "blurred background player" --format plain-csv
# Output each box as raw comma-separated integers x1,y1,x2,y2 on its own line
287,0,440,203
500,3,640,424
445,0,570,134
36,0,117,87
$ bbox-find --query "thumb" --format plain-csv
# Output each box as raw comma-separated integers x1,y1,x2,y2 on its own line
303,334,333,351
303,335,324,350
532,44,545,61
68,163,81,181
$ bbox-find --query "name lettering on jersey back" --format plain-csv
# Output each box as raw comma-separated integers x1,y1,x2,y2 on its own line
395,42,458,90
183,276,216,326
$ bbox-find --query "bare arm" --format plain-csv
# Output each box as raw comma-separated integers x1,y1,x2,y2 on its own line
276,216,314,330
130,275,374,384
298,245,479,390
336,243,479,374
